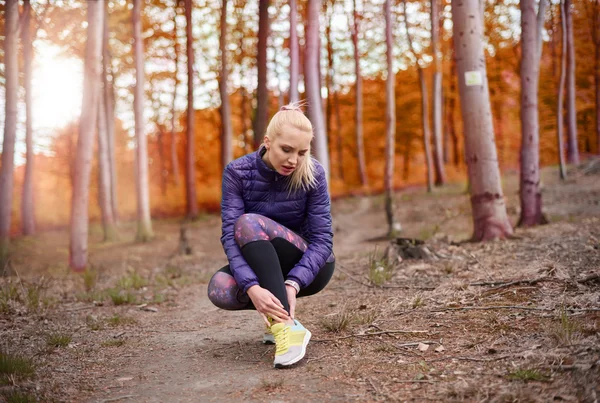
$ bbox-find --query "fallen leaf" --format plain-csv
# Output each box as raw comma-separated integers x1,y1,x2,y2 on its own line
417,343,429,352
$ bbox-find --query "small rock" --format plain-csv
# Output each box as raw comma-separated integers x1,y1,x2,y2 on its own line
417,343,429,352
434,345,445,353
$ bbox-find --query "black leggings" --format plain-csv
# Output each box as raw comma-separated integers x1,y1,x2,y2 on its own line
208,238,335,313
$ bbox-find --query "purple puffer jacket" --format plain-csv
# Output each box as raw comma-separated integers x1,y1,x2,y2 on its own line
220,147,333,293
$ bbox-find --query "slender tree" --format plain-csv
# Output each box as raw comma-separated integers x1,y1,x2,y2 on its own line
22,0,36,236
97,82,118,241
305,0,330,181
253,0,270,148
384,0,397,236
170,0,181,186
219,0,233,169
352,0,368,187
446,37,460,167
451,0,513,240
289,0,300,103
518,0,548,227
133,0,153,239
103,0,119,223
585,0,600,154
0,0,19,266
184,0,198,218
564,0,579,164
402,0,434,193
557,0,568,179
69,0,104,270
430,0,446,186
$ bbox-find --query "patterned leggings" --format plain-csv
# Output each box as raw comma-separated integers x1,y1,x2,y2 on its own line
208,213,335,311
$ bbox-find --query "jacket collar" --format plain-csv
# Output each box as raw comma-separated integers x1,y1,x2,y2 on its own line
256,145,286,182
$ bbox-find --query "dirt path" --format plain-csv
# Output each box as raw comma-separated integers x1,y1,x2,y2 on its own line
2,165,599,402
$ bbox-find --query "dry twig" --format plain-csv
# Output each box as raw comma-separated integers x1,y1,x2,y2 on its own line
314,329,429,342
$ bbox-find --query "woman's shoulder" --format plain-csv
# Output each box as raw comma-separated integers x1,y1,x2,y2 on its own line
226,151,257,174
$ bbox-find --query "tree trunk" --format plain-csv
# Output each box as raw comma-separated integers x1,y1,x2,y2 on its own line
451,0,513,241
557,0,568,180
325,2,334,162
289,0,299,103
418,68,435,193
220,0,233,170
431,0,446,186
334,90,344,181
384,0,397,236
69,0,104,271
0,0,19,265
447,42,460,167
97,80,118,241
22,0,36,236
240,85,253,154
253,0,270,148
590,0,600,154
103,1,119,223
518,0,547,227
185,0,198,219
305,0,330,181
133,0,154,240
565,0,579,165
170,3,181,186
352,0,368,188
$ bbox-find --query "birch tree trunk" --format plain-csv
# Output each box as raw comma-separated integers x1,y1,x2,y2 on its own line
219,0,233,169
69,0,104,270
447,40,460,166
170,3,181,186
431,0,446,186
384,0,397,236
557,0,568,179
185,0,198,218
103,1,119,223
305,0,330,181
518,0,548,227
0,0,19,265
253,0,270,148
289,0,300,103
588,0,600,154
451,0,513,241
565,0,579,165
97,82,118,241
133,0,154,239
352,0,368,187
22,0,36,236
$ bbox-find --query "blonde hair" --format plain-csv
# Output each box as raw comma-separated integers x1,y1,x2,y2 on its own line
265,103,316,193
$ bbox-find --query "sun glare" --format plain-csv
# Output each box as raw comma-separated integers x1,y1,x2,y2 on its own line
33,45,83,131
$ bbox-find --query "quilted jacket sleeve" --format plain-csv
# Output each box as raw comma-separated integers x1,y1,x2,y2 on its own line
286,163,334,289
220,164,260,293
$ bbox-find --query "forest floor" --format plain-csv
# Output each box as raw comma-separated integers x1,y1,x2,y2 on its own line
1,162,599,403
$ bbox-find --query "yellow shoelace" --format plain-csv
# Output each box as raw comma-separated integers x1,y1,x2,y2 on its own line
274,325,290,355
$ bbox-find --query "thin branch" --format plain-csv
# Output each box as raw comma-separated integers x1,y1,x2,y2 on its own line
99,395,139,403
432,305,554,312
314,329,429,342
468,276,554,290
578,273,600,284
336,263,436,290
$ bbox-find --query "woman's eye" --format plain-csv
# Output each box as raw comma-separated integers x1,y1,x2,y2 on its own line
299,152,306,157
282,147,291,152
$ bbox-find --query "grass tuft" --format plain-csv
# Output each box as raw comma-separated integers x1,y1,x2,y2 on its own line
2,390,38,403
107,289,137,306
117,270,147,290
320,308,353,333
107,314,137,327
507,369,550,382
0,352,35,384
46,333,72,348
367,248,394,286
82,268,98,292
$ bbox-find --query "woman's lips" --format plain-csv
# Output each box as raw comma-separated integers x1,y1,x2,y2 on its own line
281,165,295,173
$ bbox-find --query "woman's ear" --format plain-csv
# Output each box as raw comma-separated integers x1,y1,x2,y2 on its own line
264,136,271,150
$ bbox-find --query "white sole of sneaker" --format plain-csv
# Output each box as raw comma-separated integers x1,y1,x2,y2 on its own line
274,329,312,368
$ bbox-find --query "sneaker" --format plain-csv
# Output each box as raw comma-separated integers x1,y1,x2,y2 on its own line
262,326,275,344
271,320,311,368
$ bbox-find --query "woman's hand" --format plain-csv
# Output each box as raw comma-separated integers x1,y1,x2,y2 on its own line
285,285,297,319
246,285,290,323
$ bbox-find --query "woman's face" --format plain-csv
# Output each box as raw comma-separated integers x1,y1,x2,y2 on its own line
263,123,312,176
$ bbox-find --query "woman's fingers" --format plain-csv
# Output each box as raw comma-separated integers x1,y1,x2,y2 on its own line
259,312,270,327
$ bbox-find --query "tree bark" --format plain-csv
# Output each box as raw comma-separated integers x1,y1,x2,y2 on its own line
451,0,513,241
170,2,181,186
219,0,233,170
564,0,579,164
289,0,300,103
352,0,368,188
384,0,397,236
133,0,154,240
403,0,433,193
97,80,118,241
518,0,547,227
447,40,460,167
305,0,330,181
184,0,198,219
253,0,270,148
557,0,568,180
69,0,104,271
22,0,36,236
0,0,19,264
587,0,600,154
431,0,446,186
103,1,119,223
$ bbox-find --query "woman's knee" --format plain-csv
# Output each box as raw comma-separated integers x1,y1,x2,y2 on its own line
234,213,269,247
207,268,250,310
